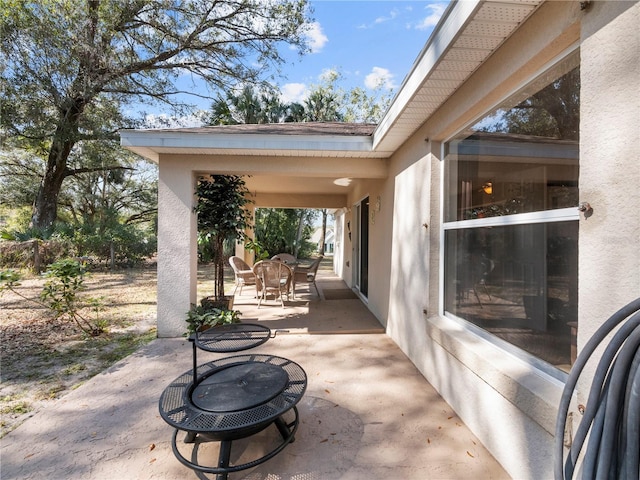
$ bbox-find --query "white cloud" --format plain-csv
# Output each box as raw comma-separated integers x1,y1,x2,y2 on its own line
374,8,399,25
358,7,402,29
304,21,328,53
415,3,447,30
319,68,340,83
280,83,308,103
364,67,396,90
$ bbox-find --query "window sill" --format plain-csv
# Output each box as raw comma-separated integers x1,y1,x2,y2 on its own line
426,314,568,435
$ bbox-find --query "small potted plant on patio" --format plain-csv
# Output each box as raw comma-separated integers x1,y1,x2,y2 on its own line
195,174,253,312
185,304,241,335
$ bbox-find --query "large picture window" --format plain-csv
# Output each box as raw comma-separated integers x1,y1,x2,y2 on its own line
443,51,579,372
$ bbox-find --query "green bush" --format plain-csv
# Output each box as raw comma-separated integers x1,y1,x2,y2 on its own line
57,221,156,267
40,258,104,336
1,258,105,337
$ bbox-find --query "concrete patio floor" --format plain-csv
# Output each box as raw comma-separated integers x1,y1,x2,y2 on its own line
1,268,510,479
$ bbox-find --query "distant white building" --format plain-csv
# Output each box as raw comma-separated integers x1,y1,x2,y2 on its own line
311,225,334,255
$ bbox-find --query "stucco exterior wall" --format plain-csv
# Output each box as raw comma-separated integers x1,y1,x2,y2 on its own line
382,2,639,479
157,160,197,337
577,1,640,392
344,179,391,324
386,138,432,357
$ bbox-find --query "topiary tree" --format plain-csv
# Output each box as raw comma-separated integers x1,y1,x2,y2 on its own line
194,175,253,301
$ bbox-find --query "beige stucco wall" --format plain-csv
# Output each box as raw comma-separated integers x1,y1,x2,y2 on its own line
577,1,640,391
157,160,197,337
343,178,391,324
380,2,640,479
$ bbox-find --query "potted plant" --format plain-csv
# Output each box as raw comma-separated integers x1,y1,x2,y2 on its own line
195,175,253,310
185,304,241,335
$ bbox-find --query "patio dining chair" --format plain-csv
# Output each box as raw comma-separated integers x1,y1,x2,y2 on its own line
271,253,297,265
252,260,293,308
293,256,323,298
228,256,256,296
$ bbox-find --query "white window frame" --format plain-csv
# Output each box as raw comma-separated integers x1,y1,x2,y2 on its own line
438,45,580,378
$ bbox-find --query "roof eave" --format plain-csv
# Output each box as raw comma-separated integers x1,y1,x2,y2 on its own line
120,130,389,161
373,0,543,152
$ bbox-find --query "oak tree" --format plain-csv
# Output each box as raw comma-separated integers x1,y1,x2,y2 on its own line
1,0,311,231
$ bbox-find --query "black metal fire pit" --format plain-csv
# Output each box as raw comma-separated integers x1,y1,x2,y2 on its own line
159,353,307,479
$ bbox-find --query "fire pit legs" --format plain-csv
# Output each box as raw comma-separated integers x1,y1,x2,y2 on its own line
216,440,232,480
167,406,301,478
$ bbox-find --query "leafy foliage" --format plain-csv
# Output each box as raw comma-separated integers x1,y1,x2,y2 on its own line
185,305,241,335
1,140,159,266
254,208,317,258
305,69,394,123
0,239,72,270
301,83,344,121
207,68,394,126
210,85,295,125
244,239,271,261
477,66,579,140
1,258,105,336
40,259,104,336
0,269,22,293
195,175,253,299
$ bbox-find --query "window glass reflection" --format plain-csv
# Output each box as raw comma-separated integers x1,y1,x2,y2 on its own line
444,222,578,369
445,134,579,222
443,52,579,371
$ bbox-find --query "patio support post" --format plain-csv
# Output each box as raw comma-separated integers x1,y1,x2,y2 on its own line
157,163,198,337
236,204,256,265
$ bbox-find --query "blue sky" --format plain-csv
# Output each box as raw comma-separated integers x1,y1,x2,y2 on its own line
143,1,449,125
277,0,448,103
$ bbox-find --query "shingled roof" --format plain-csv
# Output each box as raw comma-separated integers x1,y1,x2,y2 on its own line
147,122,377,136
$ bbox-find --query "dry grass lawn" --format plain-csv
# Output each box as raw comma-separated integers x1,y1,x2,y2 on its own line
0,266,160,438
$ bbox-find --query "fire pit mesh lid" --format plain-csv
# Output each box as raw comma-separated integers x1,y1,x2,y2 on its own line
159,354,306,434
193,323,271,353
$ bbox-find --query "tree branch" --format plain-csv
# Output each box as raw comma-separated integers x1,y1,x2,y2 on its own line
64,165,134,178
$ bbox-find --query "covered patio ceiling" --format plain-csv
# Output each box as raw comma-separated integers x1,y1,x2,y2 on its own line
120,0,543,202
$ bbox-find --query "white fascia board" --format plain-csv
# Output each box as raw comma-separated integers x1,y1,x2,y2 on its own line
372,0,481,150
120,130,374,155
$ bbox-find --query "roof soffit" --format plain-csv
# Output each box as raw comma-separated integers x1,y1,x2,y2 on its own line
373,0,543,152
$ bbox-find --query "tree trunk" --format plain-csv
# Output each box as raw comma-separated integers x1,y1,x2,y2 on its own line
293,210,305,258
110,241,116,271
31,155,68,231
319,209,327,255
31,101,84,231
213,235,226,299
